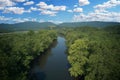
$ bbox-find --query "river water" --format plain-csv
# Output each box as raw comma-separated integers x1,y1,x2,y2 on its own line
29,36,73,80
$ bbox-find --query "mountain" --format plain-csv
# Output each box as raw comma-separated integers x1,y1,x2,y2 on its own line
58,21,120,28
0,21,120,33
0,21,56,32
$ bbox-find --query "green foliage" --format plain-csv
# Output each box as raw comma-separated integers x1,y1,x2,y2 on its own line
64,26,120,80
0,30,57,80
68,39,88,77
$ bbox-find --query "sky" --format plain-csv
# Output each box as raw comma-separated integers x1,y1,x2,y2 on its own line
0,0,120,24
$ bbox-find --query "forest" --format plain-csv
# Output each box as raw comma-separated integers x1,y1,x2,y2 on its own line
0,25,120,80
60,26,120,80
1,0,120,79
0,30,57,80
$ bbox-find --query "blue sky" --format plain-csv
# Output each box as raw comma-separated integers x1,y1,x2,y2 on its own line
0,0,120,23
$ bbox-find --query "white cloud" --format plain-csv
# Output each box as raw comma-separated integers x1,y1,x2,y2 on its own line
94,0,120,12
23,1,34,6
73,0,120,22
36,2,52,9
0,0,27,9
3,7,27,14
0,0,15,7
0,16,38,23
0,7,4,10
67,8,83,13
73,12,120,22
79,0,90,6
41,10,57,16
52,6,66,11
36,2,66,16
30,7,38,11
73,8,83,12
83,0,120,22
37,2,46,7
74,5,78,7
36,2,66,11
95,0,120,9
13,18,28,23
0,16,12,21
67,10,73,13
12,0,26,2
94,9,108,13
12,18,37,23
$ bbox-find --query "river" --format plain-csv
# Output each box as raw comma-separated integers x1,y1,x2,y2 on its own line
29,36,73,80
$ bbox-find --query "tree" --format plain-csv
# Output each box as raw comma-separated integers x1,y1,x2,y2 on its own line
68,39,89,78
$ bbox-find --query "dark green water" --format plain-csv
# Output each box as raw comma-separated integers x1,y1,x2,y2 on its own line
29,36,73,80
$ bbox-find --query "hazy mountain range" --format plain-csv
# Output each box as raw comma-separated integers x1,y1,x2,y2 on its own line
0,21,120,32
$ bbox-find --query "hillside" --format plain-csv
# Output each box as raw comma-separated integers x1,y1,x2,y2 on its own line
0,21,56,32
0,21,120,33
58,21,120,28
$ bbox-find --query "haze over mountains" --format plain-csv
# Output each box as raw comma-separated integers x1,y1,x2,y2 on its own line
0,21,120,32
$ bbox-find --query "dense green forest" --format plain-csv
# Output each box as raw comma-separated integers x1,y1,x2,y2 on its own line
0,25,120,80
60,26,120,80
0,30,57,80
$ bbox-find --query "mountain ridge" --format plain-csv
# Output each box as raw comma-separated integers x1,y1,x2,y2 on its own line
0,21,120,32
0,21,56,32
58,21,120,28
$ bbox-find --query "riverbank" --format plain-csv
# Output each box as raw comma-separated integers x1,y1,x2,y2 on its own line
28,36,73,80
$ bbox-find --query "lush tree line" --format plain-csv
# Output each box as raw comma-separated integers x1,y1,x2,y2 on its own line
62,26,120,80
0,30,57,80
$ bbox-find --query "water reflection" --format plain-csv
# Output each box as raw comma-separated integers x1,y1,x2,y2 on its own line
29,66,46,80
38,40,58,69
28,37,73,80
28,40,58,80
